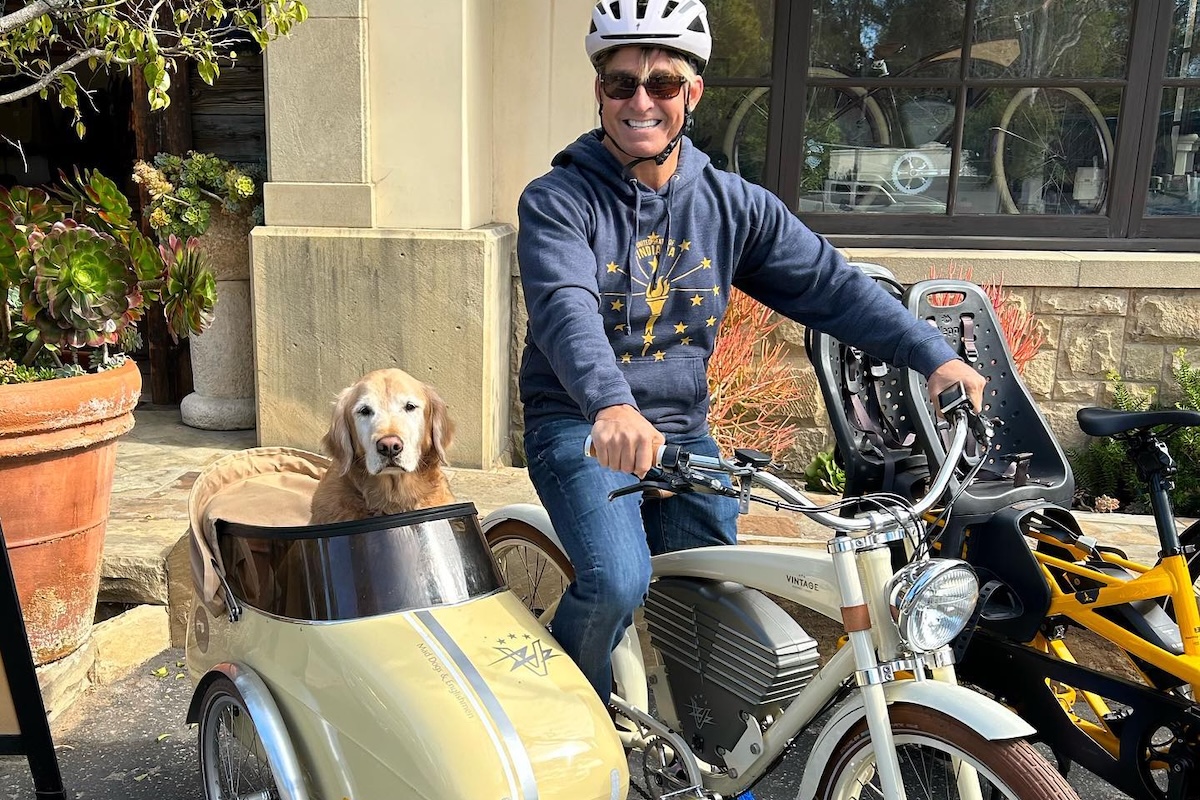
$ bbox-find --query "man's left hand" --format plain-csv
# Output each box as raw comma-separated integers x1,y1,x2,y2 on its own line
926,359,985,413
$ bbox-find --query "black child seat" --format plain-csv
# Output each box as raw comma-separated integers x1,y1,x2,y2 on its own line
901,279,1075,516
805,263,929,504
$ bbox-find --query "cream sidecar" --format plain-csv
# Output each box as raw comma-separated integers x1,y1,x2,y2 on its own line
184,448,627,800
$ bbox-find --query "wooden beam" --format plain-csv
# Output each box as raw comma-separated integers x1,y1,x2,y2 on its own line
131,66,194,405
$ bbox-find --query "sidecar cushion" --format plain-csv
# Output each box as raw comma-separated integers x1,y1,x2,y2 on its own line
188,447,329,610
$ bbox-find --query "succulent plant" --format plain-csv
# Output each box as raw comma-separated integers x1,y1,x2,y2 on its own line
24,221,135,349
0,168,217,378
159,235,216,342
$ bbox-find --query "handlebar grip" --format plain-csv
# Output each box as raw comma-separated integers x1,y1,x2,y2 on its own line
582,435,674,469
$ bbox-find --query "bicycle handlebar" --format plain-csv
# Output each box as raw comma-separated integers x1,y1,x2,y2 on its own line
583,383,988,535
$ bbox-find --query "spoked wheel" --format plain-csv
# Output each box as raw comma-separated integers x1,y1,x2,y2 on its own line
992,87,1113,215
486,520,573,626
817,705,1079,800
198,677,284,800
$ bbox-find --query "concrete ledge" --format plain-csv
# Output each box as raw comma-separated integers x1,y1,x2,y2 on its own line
844,247,1200,289
35,606,170,723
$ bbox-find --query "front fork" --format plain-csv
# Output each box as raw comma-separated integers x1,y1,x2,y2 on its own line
830,539,910,800
834,539,985,800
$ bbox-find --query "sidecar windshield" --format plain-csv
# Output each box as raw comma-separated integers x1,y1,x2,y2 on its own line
214,503,503,622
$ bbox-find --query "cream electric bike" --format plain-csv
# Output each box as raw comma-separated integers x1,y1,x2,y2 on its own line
484,388,1079,800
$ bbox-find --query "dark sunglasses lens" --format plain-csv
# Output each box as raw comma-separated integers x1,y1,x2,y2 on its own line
602,75,638,100
644,76,684,99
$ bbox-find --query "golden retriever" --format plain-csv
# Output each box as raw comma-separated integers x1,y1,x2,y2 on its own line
309,368,455,523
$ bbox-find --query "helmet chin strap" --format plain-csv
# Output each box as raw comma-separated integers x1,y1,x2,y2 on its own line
598,87,693,177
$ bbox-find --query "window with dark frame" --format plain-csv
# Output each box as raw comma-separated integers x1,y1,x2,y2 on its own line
691,0,1200,248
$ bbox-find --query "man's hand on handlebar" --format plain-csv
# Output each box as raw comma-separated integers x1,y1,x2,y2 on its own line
590,404,665,478
927,359,985,413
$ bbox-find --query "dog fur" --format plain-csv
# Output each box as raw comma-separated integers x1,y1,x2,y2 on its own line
309,368,455,523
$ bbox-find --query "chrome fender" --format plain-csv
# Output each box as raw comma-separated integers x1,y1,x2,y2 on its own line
795,681,1037,800
188,662,310,800
481,503,650,715
481,503,566,553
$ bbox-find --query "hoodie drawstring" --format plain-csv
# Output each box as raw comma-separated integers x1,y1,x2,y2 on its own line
626,174,640,332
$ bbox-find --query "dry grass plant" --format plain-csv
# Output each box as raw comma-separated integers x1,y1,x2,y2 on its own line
707,289,812,458
928,264,1047,375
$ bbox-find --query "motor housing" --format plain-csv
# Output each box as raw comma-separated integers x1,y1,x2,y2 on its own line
645,577,820,764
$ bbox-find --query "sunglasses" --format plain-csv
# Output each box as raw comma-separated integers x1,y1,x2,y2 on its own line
600,72,688,101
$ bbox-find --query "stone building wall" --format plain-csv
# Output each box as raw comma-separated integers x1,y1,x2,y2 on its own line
507,279,1200,468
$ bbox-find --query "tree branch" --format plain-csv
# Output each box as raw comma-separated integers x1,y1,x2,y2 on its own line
0,0,76,37
0,46,115,105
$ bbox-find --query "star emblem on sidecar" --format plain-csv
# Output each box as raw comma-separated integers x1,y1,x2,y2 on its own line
491,634,560,677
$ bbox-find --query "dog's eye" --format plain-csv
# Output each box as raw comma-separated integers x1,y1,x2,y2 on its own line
356,406,374,417
404,402,418,412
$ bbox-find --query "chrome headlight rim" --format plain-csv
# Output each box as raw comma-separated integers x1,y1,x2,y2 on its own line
888,559,979,653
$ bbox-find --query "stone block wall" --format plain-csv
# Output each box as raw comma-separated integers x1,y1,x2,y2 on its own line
507,275,1200,469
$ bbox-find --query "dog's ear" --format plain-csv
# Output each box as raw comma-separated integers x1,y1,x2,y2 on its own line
322,386,358,476
423,385,455,467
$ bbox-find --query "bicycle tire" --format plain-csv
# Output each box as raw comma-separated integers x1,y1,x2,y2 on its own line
198,676,293,800
816,703,1080,800
721,70,891,184
992,87,1114,215
487,519,573,625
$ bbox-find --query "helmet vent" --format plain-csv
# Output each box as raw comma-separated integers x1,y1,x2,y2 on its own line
589,21,597,33
609,1,621,19
663,1,679,16
688,17,706,33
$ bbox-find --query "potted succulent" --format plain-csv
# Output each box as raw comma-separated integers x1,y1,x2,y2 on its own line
0,168,216,665
134,152,263,430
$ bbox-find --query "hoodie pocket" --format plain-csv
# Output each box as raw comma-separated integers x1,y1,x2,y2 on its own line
620,355,708,433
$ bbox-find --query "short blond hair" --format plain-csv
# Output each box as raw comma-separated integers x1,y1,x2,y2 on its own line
594,47,698,83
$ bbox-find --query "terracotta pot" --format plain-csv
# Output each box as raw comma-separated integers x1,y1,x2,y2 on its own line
0,361,141,665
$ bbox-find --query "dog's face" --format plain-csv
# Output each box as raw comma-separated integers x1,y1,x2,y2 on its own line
323,369,454,476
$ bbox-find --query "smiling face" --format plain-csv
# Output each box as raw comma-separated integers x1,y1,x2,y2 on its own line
595,47,703,170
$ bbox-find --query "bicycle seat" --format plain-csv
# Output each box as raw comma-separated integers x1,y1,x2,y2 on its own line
1077,407,1200,438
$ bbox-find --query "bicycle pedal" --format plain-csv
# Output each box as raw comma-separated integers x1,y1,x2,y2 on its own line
1103,706,1135,736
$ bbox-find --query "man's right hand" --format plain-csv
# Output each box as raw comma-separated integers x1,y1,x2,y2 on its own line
590,404,665,478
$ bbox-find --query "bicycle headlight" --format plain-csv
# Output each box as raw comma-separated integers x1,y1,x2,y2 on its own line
887,560,979,653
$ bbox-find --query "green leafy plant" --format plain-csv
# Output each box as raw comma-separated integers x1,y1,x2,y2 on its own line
134,152,263,241
0,1,308,137
0,169,216,383
804,448,847,494
1069,357,1200,517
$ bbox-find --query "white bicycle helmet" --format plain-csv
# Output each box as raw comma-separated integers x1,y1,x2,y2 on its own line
586,0,712,74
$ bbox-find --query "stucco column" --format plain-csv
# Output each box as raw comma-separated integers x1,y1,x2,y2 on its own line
261,0,373,227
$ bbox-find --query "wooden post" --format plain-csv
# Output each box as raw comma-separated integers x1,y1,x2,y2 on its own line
131,67,195,405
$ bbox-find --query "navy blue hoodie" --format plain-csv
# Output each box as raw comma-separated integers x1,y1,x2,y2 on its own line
517,131,958,437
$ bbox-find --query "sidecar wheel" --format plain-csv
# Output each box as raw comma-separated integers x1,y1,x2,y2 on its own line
816,704,1078,800
487,520,573,625
198,676,286,800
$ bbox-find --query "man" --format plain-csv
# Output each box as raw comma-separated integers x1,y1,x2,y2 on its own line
516,0,984,701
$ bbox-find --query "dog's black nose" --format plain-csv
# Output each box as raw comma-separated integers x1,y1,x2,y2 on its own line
377,436,404,458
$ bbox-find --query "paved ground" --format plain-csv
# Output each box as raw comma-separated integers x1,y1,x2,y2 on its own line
0,643,1127,800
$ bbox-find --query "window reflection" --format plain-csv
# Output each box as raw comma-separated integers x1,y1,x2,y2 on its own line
1146,87,1200,217
809,0,966,78
704,0,774,79
1168,0,1200,79
692,86,770,185
797,85,956,214
960,87,1118,215
971,0,1131,79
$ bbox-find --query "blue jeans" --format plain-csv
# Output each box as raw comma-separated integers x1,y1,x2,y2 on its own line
524,417,738,699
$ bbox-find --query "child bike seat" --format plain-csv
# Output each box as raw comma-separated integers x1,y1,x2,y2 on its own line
805,263,928,502
901,279,1074,516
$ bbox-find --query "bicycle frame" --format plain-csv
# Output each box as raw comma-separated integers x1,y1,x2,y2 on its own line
605,542,1036,799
